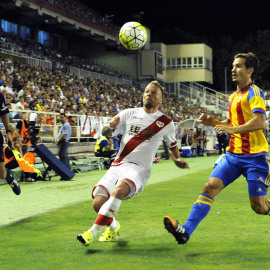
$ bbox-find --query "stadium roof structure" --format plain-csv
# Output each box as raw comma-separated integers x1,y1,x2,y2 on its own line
0,0,120,48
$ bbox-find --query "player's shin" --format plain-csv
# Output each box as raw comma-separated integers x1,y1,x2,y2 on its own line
183,193,213,236
89,196,122,237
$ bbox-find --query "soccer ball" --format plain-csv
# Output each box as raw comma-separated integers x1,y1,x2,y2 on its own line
119,22,148,50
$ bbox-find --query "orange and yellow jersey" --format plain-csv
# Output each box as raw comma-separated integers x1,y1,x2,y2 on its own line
226,83,268,155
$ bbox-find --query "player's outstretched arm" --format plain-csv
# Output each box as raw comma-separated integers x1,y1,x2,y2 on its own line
102,116,121,137
169,147,189,169
198,113,230,128
109,116,120,129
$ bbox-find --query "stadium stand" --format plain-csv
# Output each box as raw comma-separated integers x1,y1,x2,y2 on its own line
0,0,228,172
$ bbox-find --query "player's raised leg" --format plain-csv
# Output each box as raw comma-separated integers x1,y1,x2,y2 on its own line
77,181,129,246
248,181,270,215
164,177,223,244
0,162,20,195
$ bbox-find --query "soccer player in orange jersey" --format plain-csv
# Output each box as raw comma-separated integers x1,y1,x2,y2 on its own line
164,52,270,244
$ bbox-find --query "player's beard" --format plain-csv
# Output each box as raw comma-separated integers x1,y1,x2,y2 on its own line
144,101,155,109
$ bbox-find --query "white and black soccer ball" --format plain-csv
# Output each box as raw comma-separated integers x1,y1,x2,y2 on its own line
119,21,148,50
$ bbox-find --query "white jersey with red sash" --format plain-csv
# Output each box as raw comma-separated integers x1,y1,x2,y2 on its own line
112,108,177,171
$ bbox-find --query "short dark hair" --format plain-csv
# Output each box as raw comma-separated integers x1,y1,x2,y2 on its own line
60,112,66,117
234,52,260,79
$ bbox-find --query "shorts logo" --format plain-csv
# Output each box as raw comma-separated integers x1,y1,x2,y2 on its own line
256,188,262,192
156,121,164,128
257,177,263,181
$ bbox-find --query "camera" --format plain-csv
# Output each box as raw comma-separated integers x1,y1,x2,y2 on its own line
24,126,40,148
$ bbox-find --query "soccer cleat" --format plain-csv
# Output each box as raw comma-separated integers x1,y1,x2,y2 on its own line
164,216,189,244
25,179,38,183
8,179,21,195
99,221,121,242
5,169,21,195
77,231,93,246
153,157,161,164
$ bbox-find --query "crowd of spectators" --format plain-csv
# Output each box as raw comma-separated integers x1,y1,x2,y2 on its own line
39,0,119,32
180,127,209,157
0,31,129,80
0,56,223,135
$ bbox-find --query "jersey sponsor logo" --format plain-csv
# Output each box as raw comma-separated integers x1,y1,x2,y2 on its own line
129,125,141,136
136,129,155,140
257,177,263,181
156,121,164,128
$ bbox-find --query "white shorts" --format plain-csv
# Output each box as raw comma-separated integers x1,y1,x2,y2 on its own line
92,162,151,200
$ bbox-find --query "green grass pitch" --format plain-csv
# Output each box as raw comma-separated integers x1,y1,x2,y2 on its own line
0,155,269,270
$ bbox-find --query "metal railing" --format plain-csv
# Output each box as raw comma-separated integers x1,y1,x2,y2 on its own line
164,80,229,116
8,109,111,143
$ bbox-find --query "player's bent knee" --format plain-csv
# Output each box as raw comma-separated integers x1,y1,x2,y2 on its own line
250,201,268,215
92,202,101,213
251,204,266,214
250,196,269,215
112,187,127,200
202,177,224,198
93,196,108,213
112,182,130,200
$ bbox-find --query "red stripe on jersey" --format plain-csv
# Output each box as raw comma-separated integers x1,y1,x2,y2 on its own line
113,114,172,164
236,99,250,154
229,134,235,152
228,96,235,152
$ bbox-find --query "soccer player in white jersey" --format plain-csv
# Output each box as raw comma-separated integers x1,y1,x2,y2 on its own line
77,81,189,246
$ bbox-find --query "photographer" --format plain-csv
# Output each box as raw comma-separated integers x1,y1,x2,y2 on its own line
13,112,38,154
4,136,37,183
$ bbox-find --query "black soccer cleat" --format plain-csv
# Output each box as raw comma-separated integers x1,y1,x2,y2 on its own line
5,169,21,195
164,216,189,244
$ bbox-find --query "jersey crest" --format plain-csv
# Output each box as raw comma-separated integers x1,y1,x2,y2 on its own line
156,121,164,128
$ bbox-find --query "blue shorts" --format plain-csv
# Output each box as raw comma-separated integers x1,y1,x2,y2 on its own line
210,152,270,196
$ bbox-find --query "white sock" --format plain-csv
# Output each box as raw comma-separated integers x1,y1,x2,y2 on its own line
109,217,118,230
88,225,103,238
89,196,122,237
99,196,122,217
